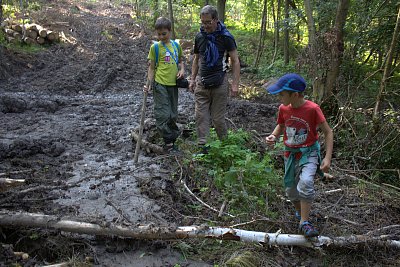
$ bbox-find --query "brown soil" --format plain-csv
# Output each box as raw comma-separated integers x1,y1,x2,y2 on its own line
0,1,399,266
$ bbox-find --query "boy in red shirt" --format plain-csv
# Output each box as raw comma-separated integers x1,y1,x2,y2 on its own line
265,73,333,237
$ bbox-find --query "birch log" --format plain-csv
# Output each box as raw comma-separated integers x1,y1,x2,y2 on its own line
0,211,399,249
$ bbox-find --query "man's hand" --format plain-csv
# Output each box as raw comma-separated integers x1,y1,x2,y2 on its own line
230,84,239,97
189,80,195,92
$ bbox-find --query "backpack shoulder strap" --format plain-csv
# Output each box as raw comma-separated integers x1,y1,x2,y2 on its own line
171,40,180,64
153,41,159,67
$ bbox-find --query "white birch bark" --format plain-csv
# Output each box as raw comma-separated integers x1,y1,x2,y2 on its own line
0,211,399,249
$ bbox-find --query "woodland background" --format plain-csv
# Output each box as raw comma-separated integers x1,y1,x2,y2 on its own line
1,0,399,185
0,0,400,266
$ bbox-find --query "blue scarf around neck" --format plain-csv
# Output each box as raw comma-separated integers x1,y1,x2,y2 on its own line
200,21,236,68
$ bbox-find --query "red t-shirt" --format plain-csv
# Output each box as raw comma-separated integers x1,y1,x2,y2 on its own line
277,100,326,148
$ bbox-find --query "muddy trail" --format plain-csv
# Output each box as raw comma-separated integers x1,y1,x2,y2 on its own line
1,1,400,266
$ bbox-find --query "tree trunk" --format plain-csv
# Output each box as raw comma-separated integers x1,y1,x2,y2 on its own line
373,5,400,120
269,0,282,69
303,0,316,45
0,211,399,249
254,0,268,68
217,0,227,23
0,0,3,25
153,0,160,25
322,0,350,106
283,0,289,64
167,0,175,39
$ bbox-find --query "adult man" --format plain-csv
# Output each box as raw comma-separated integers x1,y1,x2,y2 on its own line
189,5,240,150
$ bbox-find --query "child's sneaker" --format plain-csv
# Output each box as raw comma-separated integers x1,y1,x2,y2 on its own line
299,221,319,238
295,211,301,221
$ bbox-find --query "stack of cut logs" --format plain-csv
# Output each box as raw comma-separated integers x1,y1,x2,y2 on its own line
1,20,59,45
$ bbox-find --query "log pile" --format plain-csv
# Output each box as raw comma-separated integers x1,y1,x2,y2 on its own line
1,19,59,45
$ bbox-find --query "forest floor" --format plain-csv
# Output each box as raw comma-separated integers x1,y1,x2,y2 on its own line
0,0,399,266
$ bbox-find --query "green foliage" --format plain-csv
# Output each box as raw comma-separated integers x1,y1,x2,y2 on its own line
334,107,400,186
2,2,19,19
192,129,281,215
257,58,298,80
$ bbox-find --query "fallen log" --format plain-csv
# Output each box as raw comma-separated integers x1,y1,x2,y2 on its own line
23,36,36,45
36,36,46,45
46,31,59,42
26,29,38,39
0,210,399,249
130,130,164,154
0,178,25,191
11,24,22,33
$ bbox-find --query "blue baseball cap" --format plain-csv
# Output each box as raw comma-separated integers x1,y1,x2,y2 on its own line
265,73,306,95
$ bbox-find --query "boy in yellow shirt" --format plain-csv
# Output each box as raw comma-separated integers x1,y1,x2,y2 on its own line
144,17,185,153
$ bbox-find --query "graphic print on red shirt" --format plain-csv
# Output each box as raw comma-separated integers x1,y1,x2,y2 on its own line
277,100,326,148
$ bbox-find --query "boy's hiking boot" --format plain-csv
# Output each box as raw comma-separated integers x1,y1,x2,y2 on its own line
299,221,319,238
199,144,210,155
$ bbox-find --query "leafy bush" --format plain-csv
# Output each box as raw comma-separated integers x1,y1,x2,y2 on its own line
192,129,281,216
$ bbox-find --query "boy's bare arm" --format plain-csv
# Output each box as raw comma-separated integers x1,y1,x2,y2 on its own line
144,60,155,92
178,58,185,79
319,121,333,172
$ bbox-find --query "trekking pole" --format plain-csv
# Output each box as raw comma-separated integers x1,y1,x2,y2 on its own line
133,80,150,163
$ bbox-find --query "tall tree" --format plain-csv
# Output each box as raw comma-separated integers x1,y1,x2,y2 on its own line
0,0,3,25
254,0,268,68
167,0,175,39
283,0,289,64
217,0,227,23
373,4,400,120
322,0,350,102
302,0,350,106
269,0,282,68
303,0,316,45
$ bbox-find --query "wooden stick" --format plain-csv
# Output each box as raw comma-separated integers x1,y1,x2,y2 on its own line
133,84,149,163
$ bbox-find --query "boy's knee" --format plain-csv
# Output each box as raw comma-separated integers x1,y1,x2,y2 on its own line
297,180,315,200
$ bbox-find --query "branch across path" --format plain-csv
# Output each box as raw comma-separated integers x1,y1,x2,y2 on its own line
0,210,399,249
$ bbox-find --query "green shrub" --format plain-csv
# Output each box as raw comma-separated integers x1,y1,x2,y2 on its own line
193,129,281,216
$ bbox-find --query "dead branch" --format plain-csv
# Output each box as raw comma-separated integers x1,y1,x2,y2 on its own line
130,130,164,154
0,170,34,177
105,197,134,225
0,211,399,249
175,158,235,218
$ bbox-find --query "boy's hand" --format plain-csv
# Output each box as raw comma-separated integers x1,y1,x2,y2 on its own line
320,158,331,173
177,71,184,79
143,80,152,92
265,134,277,148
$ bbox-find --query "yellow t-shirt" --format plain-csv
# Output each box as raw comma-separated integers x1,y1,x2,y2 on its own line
148,41,182,86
